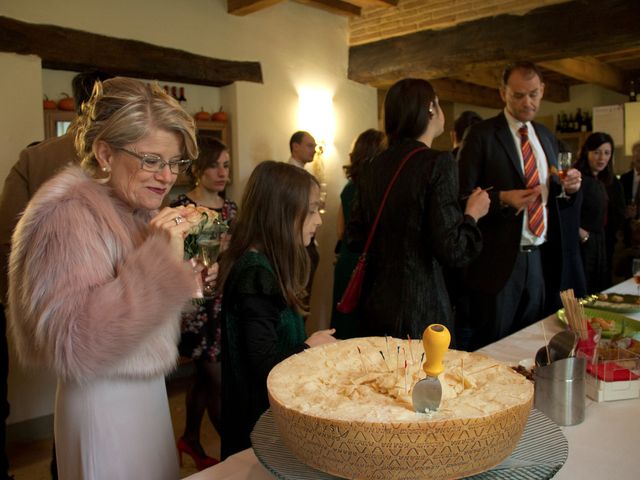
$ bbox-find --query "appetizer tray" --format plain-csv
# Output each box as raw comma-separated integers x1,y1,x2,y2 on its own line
583,293,640,314
557,307,640,339
251,408,568,480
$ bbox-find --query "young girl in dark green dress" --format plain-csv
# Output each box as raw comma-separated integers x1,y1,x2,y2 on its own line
217,161,336,459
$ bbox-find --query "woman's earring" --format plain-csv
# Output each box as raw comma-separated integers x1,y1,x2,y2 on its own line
102,166,111,173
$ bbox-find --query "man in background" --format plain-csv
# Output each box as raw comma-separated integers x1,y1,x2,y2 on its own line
0,70,111,480
458,61,583,350
448,110,483,349
451,110,482,158
288,131,317,169
288,131,320,306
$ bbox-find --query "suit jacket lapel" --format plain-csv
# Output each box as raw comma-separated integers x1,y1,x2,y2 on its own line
494,113,525,183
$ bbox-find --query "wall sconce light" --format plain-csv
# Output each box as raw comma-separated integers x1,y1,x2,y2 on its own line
298,88,334,214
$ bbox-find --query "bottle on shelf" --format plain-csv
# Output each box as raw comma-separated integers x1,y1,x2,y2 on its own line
576,108,585,132
630,80,637,102
556,112,563,133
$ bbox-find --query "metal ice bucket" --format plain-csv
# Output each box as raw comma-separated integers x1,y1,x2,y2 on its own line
534,356,586,426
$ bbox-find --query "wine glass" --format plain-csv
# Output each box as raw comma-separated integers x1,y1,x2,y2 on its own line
556,152,572,199
632,258,640,296
196,223,228,299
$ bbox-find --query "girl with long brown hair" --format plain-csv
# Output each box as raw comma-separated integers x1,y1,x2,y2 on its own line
217,160,335,459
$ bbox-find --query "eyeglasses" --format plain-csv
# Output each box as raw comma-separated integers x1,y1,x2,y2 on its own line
118,148,192,175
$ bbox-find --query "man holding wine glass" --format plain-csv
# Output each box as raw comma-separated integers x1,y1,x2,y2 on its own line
458,61,585,350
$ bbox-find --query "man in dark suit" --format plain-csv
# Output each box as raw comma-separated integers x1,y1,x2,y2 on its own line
458,61,583,350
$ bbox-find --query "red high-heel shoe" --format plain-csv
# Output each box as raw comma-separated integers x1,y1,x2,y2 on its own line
176,437,219,470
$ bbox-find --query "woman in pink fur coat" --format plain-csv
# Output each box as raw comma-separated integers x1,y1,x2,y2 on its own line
8,78,212,479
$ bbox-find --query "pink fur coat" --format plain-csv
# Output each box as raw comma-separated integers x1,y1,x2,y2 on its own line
8,166,197,382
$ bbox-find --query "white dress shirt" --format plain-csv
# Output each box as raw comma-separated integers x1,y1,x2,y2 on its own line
503,109,549,246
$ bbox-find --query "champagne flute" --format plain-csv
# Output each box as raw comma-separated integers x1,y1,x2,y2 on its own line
196,222,228,299
556,152,572,199
632,258,640,296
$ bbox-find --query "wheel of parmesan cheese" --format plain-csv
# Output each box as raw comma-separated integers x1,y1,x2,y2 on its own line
267,337,533,480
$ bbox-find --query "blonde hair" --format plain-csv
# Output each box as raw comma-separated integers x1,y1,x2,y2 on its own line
75,77,197,176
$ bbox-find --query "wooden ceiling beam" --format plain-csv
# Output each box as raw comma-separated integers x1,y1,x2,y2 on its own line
539,56,627,94
429,79,504,110
0,16,262,87
349,0,398,7
228,0,284,16
295,0,361,17
451,68,569,103
349,0,640,100
376,78,504,111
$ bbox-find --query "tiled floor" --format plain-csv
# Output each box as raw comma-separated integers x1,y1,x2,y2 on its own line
6,375,220,480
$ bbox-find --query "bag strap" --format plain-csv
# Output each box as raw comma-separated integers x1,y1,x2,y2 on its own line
361,146,428,255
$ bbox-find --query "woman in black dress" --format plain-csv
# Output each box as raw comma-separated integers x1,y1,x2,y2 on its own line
347,78,490,342
575,132,626,293
331,129,386,339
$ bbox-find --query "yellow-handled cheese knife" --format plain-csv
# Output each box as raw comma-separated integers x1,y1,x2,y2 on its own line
412,324,451,412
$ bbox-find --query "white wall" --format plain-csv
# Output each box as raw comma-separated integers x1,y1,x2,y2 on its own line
0,54,44,182
0,53,60,425
1,0,377,425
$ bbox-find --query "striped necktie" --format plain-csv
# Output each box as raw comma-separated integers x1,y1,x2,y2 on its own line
518,125,544,237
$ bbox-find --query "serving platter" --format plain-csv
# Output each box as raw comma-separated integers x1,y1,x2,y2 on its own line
251,408,568,480
557,307,640,339
583,293,640,314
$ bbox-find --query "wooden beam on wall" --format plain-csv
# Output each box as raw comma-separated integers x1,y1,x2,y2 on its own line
228,0,284,16
349,0,640,95
539,56,627,94
0,16,263,87
295,0,361,17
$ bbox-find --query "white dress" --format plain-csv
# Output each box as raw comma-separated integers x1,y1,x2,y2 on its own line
55,376,179,480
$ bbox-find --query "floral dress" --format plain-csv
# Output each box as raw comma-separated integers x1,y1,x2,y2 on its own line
171,194,238,362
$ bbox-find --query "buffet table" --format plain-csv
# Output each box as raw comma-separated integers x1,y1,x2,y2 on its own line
184,279,640,480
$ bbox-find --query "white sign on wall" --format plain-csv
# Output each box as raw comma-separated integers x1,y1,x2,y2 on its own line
624,102,640,156
593,104,624,146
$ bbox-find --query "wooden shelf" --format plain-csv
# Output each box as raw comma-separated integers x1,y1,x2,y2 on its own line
44,109,76,139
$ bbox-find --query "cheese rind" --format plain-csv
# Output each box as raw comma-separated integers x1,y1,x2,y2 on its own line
267,337,533,480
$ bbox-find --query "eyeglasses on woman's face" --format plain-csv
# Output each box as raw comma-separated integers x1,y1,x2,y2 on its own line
117,147,192,175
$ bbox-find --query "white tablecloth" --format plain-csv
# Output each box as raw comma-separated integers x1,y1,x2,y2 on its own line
184,278,640,480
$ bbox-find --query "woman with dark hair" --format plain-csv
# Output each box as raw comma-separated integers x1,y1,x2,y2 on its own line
171,136,237,469
347,78,490,340
217,161,336,459
331,129,386,339
574,132,626,293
